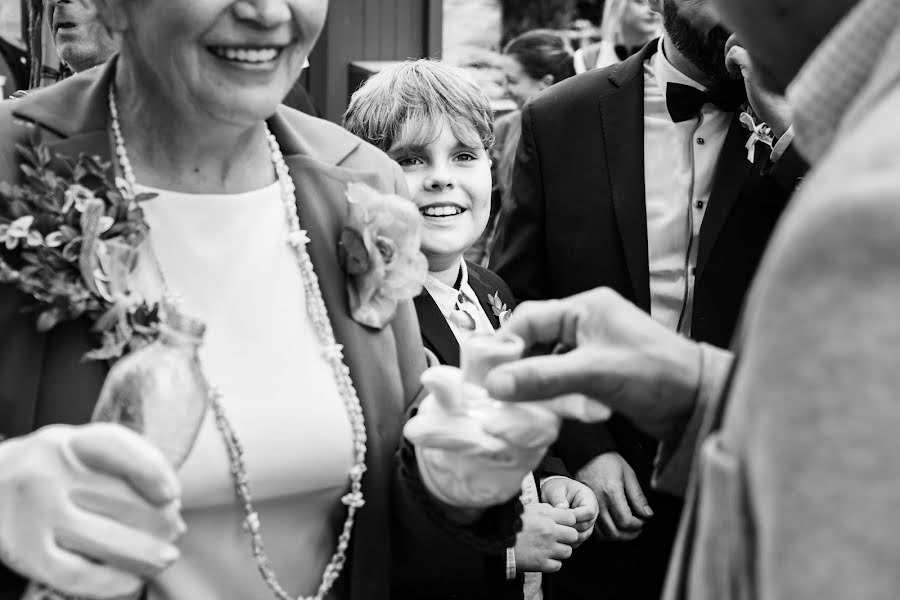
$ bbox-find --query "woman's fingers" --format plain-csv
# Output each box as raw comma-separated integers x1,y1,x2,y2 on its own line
41,544,144,599
68,424,180,506
68,485,185,542
55,507,180,578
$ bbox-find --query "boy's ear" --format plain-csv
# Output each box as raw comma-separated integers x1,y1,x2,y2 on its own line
93,0,130,33
540,74,556,89
645,0,664,16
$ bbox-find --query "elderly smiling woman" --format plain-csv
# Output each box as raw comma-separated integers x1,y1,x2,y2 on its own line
0,1,557,599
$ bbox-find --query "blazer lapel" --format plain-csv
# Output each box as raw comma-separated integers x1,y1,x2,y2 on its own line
466,266,501,330
414,292,461,367
598,43,656,313
695,113,754,280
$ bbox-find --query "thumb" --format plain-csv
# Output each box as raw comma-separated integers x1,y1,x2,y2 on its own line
725,44,753,80
483,349,597,402
541,481,571,508
622,466,653,519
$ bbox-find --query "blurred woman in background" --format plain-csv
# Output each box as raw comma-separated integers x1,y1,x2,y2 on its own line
468,30,575,266
573,0,662,73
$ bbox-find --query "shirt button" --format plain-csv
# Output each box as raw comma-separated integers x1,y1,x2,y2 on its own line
697,137,705,145
696,200,704,209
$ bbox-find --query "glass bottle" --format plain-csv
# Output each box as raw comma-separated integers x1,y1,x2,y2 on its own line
92,304,209,469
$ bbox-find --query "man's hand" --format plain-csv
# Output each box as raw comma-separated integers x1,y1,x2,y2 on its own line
540,477,599,546
514,504,579,573
483,288,703,442
575,452,652,541
725,35,791,138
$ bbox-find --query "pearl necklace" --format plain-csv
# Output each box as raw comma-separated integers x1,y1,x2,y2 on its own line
108,87,367,600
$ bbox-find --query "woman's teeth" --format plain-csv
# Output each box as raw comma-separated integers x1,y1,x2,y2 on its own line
210,47,280,64
422,206,464,217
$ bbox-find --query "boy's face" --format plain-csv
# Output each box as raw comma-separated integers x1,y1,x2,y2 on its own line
388,118,492,270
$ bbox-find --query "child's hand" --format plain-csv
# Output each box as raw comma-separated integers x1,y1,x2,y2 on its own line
514,503,579,573
540,476,600,547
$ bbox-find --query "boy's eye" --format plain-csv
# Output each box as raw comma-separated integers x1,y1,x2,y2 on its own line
395,156,423,168
454,152,478,162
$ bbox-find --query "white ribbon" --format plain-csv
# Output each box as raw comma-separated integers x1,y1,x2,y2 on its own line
740,111,776,163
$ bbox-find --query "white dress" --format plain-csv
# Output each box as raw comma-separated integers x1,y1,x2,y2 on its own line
137,182,354,599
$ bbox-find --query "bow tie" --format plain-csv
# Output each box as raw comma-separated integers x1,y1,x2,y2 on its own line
666,81,747,123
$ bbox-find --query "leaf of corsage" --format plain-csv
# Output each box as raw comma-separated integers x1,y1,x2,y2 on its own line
78,199,106,296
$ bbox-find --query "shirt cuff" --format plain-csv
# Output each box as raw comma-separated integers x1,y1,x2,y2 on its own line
652,343,734,497
769,126,795,163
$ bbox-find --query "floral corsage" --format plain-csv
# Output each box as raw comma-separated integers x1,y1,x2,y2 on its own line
337,182,428,329
0,133,160,360
487,292,512,325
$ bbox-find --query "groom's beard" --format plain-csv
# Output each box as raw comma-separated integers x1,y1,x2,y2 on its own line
663,0,738,85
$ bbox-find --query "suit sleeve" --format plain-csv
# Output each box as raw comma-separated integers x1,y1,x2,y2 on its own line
488,103,550,302
715,173,900,598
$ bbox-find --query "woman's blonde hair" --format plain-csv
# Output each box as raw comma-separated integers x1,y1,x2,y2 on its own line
343,59,494,153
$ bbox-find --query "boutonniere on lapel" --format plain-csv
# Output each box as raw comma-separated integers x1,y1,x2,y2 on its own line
0,132,162,360
487,292,512,325
739,111,775,163
338,182,428,329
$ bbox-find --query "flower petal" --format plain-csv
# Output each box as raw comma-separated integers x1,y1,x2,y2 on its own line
98,216,115,233
44,232,64,248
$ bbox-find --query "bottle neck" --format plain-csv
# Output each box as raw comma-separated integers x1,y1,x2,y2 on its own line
159,323,203,349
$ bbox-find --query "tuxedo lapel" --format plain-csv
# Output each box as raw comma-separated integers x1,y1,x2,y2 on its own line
695,113,754,280
466,267,502,330
599,44,655,313
414,292,461,367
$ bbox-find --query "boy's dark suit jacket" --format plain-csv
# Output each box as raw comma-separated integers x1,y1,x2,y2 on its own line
414,262,565,600
0,60,518,600
490,39,805,600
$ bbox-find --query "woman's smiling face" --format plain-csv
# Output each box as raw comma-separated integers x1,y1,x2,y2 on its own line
388,117,492,270
112,0,327,124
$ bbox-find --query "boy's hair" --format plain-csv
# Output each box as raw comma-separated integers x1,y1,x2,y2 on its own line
343,59,494,153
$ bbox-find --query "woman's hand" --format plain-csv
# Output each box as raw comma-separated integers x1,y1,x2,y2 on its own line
404,366,561,509
0,423,185,598
514,503,579,573
539,477,599,547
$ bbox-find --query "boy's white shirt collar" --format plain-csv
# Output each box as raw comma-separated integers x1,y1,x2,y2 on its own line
423,259,495,342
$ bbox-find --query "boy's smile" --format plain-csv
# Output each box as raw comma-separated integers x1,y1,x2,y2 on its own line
388,118,492,270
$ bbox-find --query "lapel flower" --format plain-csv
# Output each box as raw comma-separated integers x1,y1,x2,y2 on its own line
338,182,428,329
487,291,512,325
739,111,775,163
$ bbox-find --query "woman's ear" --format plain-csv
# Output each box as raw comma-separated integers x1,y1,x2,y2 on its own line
93,0,130,33
539,74,556,89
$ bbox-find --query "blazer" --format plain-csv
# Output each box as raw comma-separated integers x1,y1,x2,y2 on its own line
0,60,517,600
489,39,803,600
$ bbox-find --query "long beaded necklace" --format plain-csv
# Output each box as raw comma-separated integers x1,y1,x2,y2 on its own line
108,87,368,600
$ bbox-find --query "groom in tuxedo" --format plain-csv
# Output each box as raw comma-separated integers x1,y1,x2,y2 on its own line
490,0,805,598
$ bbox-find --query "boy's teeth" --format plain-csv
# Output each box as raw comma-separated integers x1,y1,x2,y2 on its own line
422,206,464,217
211,47,279,63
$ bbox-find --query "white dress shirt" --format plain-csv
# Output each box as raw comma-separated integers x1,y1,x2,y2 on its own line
643,37,732,336
423,260,495,342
